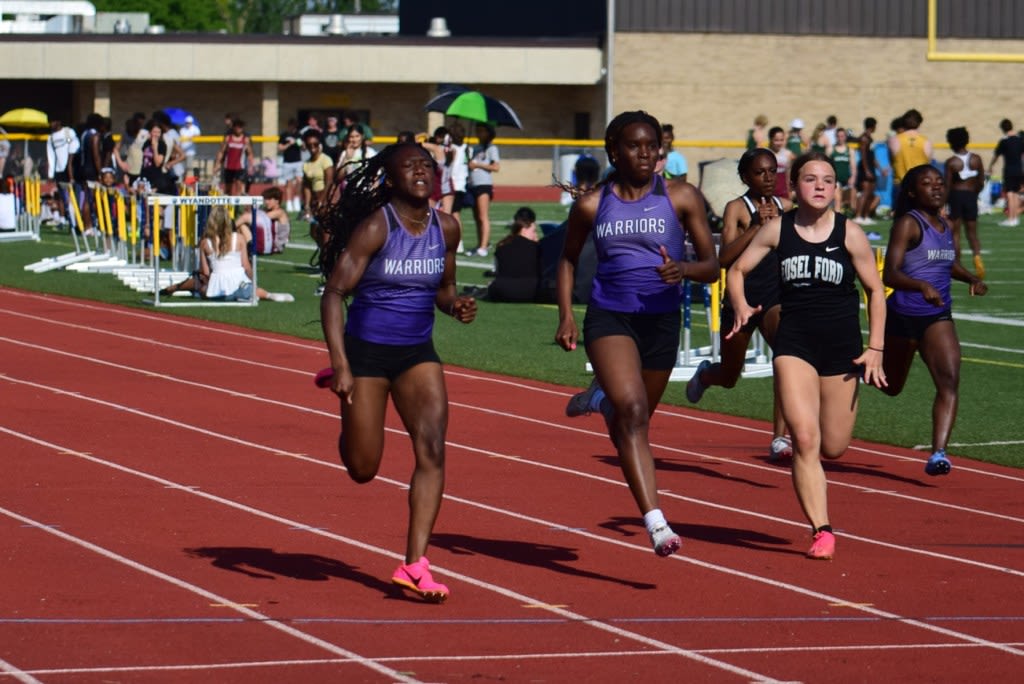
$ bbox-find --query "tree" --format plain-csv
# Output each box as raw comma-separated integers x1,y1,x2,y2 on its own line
95,0,398,35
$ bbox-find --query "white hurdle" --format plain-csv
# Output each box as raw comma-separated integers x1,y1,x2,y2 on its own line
142,193,264,308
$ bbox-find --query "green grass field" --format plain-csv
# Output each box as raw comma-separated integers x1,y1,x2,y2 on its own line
2,202,1021,469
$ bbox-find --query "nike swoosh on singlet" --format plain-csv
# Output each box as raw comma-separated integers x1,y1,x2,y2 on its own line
826,246,840,252
642,205,657,212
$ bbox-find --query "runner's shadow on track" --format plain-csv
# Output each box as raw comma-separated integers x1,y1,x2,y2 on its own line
185,546,395,593
821,460,934,487
594,455,777,489
430,533,657,590
598,516,803,556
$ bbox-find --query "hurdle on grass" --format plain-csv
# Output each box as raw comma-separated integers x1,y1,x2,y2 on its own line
23,181,101,273
669,272,773,382
143,193,263,307
0,175,42,243
585,271,773,381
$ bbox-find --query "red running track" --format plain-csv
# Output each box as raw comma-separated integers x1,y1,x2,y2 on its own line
0,287,1021,683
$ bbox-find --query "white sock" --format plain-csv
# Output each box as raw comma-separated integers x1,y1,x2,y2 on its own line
643,509,668,533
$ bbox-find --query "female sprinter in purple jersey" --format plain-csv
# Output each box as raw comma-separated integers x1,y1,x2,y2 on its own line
557,111,719,557
879,164,987,476
727,151,887,561
317,142,477,603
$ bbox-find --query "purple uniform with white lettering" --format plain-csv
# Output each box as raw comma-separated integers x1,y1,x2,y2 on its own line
888,210,955,317
590,175,686,313
346,204,445,345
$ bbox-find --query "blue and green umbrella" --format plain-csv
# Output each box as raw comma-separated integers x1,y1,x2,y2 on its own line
424,90,523,129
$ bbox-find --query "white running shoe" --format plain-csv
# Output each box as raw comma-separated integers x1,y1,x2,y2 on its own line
769,436,793,461
266,292,295,302
649,525,682,557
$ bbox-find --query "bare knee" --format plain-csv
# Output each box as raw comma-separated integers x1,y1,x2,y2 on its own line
339,434,380,484
611,397,650,432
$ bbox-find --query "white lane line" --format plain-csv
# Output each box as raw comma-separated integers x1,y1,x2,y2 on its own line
20,640,1024,677
0,426,782,683
0,326,1020,495
0,504,418,683
3,423,1022,662
1,299,1019,482
2,362,1022,575
0,658,42,684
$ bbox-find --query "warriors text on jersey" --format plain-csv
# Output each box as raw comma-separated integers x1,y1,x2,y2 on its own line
889,210,955,317
589,175,686,314
346,205,445,344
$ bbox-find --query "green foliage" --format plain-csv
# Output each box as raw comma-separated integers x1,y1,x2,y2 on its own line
94,0,398,34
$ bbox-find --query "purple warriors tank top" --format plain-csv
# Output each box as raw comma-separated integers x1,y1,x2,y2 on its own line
345,204,445,344
590,175,686,313
889,210,955,316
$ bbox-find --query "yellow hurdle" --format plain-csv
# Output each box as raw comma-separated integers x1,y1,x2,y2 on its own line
151,198,161,264
116,192,127,243
66,183,85,235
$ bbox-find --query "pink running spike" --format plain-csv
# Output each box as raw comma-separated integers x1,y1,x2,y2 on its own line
392,556,449,603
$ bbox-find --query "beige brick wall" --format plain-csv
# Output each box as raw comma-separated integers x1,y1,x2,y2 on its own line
615,33,1024,170
57,33,1024,187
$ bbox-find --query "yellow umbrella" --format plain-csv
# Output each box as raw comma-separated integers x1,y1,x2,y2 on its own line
0,108,49,129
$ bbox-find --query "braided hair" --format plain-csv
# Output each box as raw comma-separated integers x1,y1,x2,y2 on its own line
314,142,436,278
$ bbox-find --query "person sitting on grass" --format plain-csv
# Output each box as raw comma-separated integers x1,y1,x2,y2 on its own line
192,206,293,302
235,186,292,254
486,206,542,302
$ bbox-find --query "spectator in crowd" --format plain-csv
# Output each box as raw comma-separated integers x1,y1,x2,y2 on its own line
153,110,186,186
118,116,146,185
466,122,500,257
989,118,1023,227
786,119,806,156
769,126,795,200
823,114,840,148
944,126,985,276
657,123,688,181
235,186,292,254
278,118,304,214
854,117,880,225
213,118,255,196
831,127,856,215
747,114,770,150
808,122,832,156
322,114,344,164
439,123,469,232
179,115,201,177
337,124,377,187
301,130,335,221
299,114,321,140
46,117,79,225
487,206,542,302
888,109,932,190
